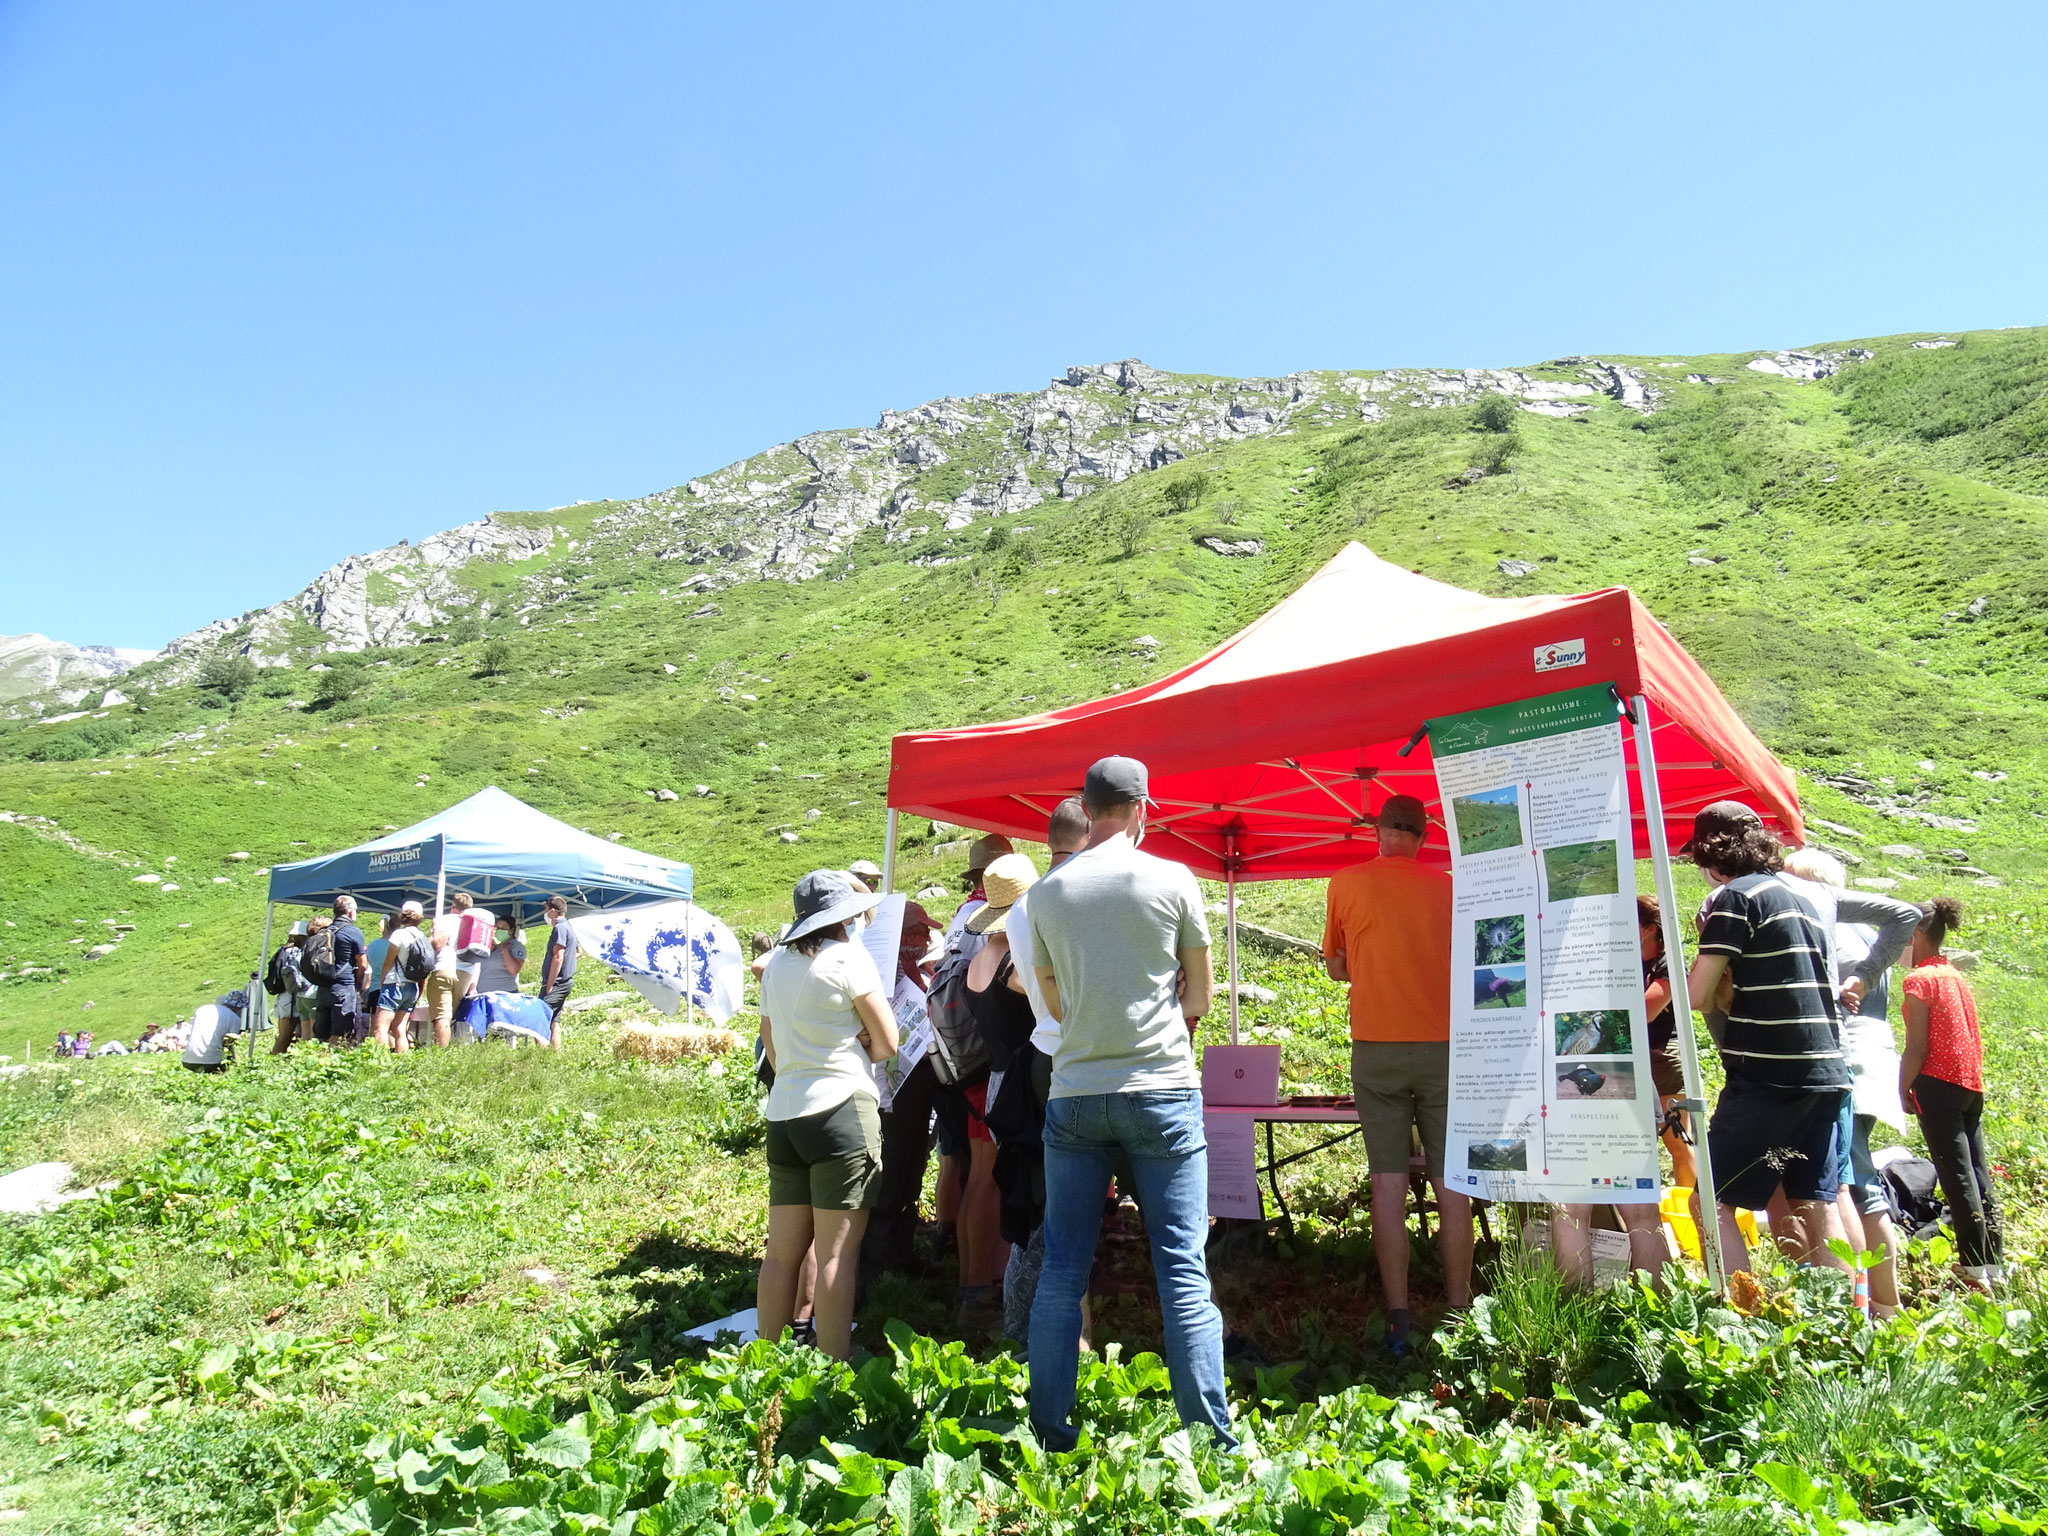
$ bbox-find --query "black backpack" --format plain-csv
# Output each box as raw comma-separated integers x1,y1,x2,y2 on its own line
301,925,339,985
1881,1157,1947,1238
924,949,987,1085
264,944,296,997
396,930,434,985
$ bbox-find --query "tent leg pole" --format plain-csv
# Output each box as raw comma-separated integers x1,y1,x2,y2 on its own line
881,809,898,894
1225,862,1240,1047
249,902,275,1070
1632,693,1727,1297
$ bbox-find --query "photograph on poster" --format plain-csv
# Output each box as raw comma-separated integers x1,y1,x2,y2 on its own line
1556,1060,1638,1100
1468,1136,1528,1171
1555,1008,1632,1056
1542,838,1622,901
1452,786,1523,856
1474,914,1526,965
1473,965,1527,1009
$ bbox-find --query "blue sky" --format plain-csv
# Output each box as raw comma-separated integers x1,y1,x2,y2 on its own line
4,2,2044,649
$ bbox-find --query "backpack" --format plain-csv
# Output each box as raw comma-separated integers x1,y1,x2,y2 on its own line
264,944,295,996
396,929,435,985
1881,1156,1946,1238
924,949,988,1085
455,911,494,962
301,925,339,985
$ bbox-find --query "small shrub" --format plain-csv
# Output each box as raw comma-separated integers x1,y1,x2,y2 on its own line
312,660,366,708
1163,472,1209,515
479,638,514,677
1473,394,1520,433
1110,506,1152,559
196,654,258,701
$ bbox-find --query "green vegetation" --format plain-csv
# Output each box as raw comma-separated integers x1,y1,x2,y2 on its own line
1542,840,1622,902
1452,792,1524,856
5,328,2048,1528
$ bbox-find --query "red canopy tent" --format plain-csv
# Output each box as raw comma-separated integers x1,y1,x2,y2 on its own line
886,541,1801,879
887,542,1784,1292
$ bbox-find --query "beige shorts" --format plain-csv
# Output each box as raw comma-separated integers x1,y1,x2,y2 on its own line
1351,1039,1450,1180
424,969,462,1029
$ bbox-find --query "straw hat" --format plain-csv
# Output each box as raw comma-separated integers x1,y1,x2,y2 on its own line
966,852,1039,934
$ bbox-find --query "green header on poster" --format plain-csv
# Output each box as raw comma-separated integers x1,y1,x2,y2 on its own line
1427,684,1620,759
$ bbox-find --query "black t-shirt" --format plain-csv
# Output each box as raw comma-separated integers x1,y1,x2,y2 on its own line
1697,873,1847,1091
1644,951,1676,1048
326,922,367,1002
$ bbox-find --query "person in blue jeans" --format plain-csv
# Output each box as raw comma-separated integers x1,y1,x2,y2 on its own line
1023,755,1236,1453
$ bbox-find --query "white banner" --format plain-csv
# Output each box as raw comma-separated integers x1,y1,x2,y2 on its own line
1432,686,1661,1205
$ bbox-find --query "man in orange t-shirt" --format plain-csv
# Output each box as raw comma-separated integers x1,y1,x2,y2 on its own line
1322,793,1473,1354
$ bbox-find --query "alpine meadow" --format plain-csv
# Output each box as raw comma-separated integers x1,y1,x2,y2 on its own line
5,328,2048,1535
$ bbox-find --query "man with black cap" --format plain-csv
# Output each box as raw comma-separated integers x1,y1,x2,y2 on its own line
1322,793,1471,1355
1023,755,1236,1452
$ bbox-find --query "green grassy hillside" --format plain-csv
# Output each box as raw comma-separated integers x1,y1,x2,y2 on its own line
5,328,2043,1044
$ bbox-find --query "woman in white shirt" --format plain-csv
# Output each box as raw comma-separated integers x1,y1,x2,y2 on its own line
757,870,898,1359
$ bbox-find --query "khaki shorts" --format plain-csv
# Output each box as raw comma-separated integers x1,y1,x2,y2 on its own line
1351,1040,1450,1180
424,969,462,1030
767,1093,883,1211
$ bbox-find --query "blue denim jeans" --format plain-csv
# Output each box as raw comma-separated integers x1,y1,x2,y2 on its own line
1028,1089,1236,1452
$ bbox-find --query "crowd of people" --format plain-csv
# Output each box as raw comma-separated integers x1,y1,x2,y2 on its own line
262,890,582,1054
746,760,1998,1454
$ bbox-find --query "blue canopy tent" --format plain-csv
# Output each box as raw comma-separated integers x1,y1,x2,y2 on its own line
249,787,694,1054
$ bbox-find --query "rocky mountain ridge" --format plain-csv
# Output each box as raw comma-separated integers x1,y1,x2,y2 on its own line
0,635,157,705
124,346,1864,682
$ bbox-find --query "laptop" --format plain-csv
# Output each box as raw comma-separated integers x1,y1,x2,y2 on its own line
1201,1043,1283,1107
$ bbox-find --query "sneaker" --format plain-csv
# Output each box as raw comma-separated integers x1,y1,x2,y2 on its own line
1383,1308,1413,1358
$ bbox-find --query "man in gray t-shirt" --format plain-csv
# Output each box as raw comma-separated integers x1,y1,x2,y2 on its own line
1023,755,1235,1454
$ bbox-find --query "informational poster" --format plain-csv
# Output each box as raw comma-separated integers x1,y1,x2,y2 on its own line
877,975,932,1109
1203,1113,1264,1219
1431,685,1660,1205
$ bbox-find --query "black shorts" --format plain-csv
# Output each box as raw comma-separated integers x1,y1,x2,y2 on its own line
312,992,360,1043
1707,1078,1846,1209
541,980,572,1020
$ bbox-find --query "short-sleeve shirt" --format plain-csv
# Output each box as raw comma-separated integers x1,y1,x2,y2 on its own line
760,936,886,1120
325,922,367,1004
1322,857,1453,1042
1004,885,1061,1057
545,918,578,985
477,934,527,994
1644,952,1676,1047
1696,873,1848,1090
1904,956,1982,1092
1024,833,1211,1099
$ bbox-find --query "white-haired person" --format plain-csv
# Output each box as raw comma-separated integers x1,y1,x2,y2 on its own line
757,870,899,1360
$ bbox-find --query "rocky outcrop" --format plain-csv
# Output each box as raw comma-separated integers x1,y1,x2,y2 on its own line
154,354,1711,669
1745,348,1876,381
158,514,553,673
0,634,157,705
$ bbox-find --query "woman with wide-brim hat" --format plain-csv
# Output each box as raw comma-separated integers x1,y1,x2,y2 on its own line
757,869,899,1358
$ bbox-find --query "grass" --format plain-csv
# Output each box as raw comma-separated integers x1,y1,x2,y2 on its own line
1452,794,1524,856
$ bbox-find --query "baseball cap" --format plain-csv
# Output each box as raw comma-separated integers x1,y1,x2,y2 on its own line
848,858,883,884
1082,755,1151,808
966,834,1014,873
1374,794,1429,835
399,899,425,920
1678,800,1762,854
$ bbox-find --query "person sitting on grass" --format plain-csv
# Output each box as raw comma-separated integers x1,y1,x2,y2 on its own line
1683,804,1853,1278
756,870,899,1361
1900,896,2003,1293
